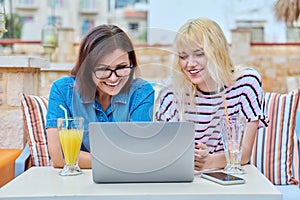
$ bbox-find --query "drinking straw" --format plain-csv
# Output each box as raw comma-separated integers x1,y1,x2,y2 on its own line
59,104,68,128
222,91,233,156
221,92,230,134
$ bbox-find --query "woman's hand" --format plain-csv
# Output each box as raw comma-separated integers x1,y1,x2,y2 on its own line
47,128,92,169
194,142,210,171
47,128,65,168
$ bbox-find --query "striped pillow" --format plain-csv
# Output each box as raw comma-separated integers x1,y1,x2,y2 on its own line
294,110,300,186
251,89,300,185
293,133,300,187
21,93,51,167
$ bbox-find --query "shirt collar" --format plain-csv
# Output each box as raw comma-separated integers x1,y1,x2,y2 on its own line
79,90,129,105
111,89,128,104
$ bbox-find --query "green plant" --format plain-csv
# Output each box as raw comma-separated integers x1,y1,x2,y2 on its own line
2,13,22,39
137,29,147,43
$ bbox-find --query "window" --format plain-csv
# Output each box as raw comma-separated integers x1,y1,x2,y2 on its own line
128,23,139,31
115,0,135,9
21,16,34,24
236,20,265,42
48,16,62,27
249,27,264,43
18,0,35,6
287,27,300,42
81,0,95,9
48,0,63,8
82,19,94,36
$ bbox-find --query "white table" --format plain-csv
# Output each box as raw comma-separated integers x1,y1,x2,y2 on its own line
0,165,282,200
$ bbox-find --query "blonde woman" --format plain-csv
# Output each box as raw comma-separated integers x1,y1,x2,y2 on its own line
155,18,268,171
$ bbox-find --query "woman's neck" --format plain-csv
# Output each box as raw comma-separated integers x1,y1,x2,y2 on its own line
98,92,111,112
197,78,218,93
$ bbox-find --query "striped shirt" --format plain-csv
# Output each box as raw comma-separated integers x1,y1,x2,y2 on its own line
155,68,269,153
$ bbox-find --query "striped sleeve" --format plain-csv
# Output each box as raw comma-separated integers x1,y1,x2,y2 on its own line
155,88,179,122
234,68,269,128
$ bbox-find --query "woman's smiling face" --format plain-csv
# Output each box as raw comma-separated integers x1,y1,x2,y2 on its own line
92,49,131,96
178,47,210,87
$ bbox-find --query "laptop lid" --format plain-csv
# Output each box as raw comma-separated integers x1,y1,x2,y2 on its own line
89,121,195,183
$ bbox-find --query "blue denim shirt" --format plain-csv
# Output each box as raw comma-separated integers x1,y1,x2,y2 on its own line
46,76,155,152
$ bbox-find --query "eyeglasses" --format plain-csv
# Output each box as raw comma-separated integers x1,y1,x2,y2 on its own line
93,64,134,80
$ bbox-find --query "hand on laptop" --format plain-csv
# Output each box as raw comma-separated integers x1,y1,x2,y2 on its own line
194,142,210,171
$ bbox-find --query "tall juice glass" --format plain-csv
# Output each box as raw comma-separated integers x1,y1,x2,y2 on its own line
57,117,84,176
220,115,246,174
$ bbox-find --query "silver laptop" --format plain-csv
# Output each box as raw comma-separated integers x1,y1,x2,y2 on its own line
89,121,195,183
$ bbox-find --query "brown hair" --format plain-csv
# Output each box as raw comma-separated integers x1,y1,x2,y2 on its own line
70,24,137,101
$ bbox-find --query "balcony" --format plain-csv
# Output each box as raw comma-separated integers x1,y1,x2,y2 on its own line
124,10,147,19
79,8,99,15
15,4,38,11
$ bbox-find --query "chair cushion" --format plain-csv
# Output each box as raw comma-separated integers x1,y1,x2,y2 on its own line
251,88,300,185
0,149,22,187
21,93,51,167
293,127,300,186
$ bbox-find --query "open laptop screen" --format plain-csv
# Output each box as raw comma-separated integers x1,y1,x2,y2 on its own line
89,121,195,183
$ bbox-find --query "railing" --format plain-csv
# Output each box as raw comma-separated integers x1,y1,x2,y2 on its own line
2,39,300,47
251,42,300,46
0,39,41,45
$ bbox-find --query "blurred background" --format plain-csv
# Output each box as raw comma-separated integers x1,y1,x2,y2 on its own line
1,0,300,148
0,0,298,43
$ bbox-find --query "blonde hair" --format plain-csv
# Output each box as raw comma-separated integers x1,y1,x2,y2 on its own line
171,18,245,119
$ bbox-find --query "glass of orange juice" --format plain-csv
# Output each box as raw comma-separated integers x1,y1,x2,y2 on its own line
57,117,84,176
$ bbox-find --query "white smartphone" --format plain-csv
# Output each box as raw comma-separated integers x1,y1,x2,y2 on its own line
201,171,245,185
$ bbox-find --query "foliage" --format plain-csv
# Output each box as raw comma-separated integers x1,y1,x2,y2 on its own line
137,29,147,43
2,13,22,39
274,0,300,27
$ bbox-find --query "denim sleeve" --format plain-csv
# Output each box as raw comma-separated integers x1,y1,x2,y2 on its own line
46,79,72,128
130,81,155,121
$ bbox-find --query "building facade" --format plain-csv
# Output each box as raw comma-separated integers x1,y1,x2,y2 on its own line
9,0,147,42
147,0,300,44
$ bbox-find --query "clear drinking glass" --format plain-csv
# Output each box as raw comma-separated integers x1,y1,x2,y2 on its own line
57,117,84,176
220,115,247,174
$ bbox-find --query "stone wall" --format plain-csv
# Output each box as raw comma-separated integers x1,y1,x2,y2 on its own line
0,56,49,149
231,29,300,93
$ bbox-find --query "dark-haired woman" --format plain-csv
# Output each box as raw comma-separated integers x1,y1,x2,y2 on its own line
46,25,154,168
